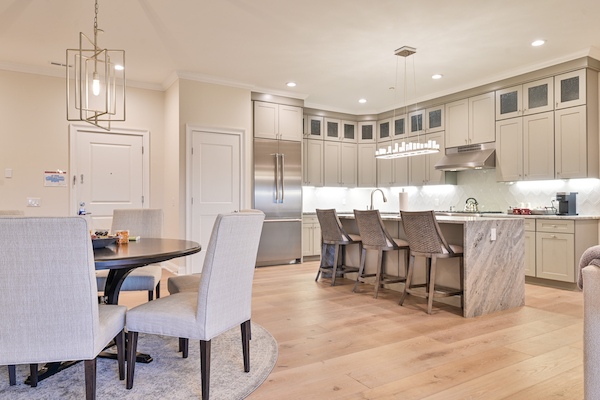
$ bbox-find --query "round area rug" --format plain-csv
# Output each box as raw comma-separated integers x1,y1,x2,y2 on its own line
0,322,277,399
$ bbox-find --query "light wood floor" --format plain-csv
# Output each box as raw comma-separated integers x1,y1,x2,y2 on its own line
122,262,584,400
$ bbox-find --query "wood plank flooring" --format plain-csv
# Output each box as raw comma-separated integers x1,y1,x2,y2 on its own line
121,262,584,399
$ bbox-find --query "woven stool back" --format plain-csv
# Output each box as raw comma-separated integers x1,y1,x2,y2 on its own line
316,209,351,242
354,210,392,248
400,210,452,254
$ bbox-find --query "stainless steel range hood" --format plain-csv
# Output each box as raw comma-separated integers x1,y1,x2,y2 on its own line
434,142,496,171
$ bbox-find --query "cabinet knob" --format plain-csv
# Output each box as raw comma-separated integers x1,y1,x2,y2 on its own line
551,235,556,238
556,102,559,107
465,139,467,144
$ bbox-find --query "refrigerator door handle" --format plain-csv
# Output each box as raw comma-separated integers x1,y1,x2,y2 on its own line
271,153,279,203
281,153,285,203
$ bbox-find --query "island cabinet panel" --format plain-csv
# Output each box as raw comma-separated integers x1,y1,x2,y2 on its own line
536,232,575,282
555,105,587,179
358,144,377,187
523,111,554,181
496,118,523,182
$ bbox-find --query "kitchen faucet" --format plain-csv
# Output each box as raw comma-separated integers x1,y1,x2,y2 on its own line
369,189,387,210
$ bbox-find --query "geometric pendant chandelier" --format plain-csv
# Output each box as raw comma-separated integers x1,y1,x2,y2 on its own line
66,0,125,131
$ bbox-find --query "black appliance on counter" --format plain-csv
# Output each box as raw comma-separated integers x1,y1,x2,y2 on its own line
556,192,577,215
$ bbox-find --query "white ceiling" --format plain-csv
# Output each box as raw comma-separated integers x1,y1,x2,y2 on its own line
2,0,600,114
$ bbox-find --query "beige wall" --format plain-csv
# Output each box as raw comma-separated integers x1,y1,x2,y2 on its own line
163,80,180,240
0,69,165,216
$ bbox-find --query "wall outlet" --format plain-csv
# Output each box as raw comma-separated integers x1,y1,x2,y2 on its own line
491,228,496,241
27,197,41,207
434,198,440,207
5,168,12,178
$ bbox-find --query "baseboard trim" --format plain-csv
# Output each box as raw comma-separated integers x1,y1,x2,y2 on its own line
162,261,181,275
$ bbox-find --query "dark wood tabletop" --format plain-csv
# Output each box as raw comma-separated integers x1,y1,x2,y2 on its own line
94,238,202,270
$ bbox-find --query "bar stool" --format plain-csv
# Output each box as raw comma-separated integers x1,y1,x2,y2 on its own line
315,209,362,286
353,210,410,299
399,210,464,314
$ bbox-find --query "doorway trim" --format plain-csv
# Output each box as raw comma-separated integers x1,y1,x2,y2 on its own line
185,124,247,274
68,124,150,216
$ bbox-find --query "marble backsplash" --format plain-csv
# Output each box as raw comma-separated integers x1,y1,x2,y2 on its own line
302,169,600,215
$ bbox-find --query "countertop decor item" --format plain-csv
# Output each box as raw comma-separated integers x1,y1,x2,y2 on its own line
66,0,125,131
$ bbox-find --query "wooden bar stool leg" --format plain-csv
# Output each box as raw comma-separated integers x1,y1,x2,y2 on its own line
374,249,383,299
404,249,410,279
315,243,328,281
353,248,367,293
427,256,437,314
400,255,415,306
331,244,340,286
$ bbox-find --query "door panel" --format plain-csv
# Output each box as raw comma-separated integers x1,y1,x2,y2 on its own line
523,112,554,181
496,119,523,182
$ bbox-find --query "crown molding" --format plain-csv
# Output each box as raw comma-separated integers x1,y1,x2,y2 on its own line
304,101,379,116
172,70,255,90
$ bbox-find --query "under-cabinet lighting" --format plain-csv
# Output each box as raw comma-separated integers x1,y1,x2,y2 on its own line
531,40,546,47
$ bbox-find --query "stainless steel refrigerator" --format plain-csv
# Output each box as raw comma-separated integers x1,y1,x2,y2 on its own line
253,138,302,266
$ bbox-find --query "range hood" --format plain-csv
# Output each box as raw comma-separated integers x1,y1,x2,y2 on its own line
434,142,495,171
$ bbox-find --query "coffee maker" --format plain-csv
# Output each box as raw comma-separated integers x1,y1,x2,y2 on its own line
556,192,577,215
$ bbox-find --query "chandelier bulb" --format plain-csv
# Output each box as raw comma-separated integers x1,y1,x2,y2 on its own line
92,72,100,96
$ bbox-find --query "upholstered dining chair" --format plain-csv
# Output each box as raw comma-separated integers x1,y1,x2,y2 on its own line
399,210,464,314
96,209,164,301
125,211,265,400
0,217,126,398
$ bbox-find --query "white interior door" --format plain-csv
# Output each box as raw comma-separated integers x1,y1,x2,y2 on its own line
71,126,148,232
191,130,241,273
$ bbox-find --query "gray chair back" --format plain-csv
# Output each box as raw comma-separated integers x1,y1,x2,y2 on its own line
196,211,265,339
316,209,352,243
111,209,164,238
0,217,101,364
0,210,23,215
400,210,452,254
354,209,395,248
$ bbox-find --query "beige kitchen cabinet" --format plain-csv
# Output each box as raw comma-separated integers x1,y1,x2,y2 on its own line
377,140,408,187
302,215,322,257
358,121,376,143
254,102,302,141
303,115,308,136
324,118,342,141
523,77,554,115
323,141,357,187
377,118,392,143
424,105,444,133
392,114,408,142
408,109,425,136
341,143,358,187
496,85,522,120
408,131,455,186
342,120,358,143
524,228,536,278
307,116,324,140
536,232,575,282
523,111,554,181
446,92,495,148
303,138,323,186
555,105,588,179
358,143,377,187
445,98,469,147
555,69,586,110
496,118,523,182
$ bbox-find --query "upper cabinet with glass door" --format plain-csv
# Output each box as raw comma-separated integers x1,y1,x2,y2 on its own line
408,109,425,136
495,85,522,120
392,114,408,142
307,116,324,140
358,121,376,143
341,120,358,143
324,118,341,142
377,118,392,143
555,69,587,110
523,77,554,115
424,105,444,133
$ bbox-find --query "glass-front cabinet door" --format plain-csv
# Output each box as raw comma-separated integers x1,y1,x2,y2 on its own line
377,118,392,143
408,110,425,136
358,121,376,143
308,116,324,140
342,120,358,143
425,105,444,133
324,118,341,142
392,114,408,142
555,69,586,110
523,77,554,115
495,85,522,120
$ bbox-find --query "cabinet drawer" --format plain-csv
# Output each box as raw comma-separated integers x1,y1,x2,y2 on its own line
536,219,574,234
523,219,535,231
303,215,318,225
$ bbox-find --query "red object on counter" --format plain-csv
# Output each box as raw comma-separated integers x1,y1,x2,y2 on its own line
521,209,531,215
513,209,521,215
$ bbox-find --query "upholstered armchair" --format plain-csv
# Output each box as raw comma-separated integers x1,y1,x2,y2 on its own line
125,211,265,400
0,217,126,398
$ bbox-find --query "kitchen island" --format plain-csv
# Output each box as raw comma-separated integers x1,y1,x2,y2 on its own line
337,214,525,318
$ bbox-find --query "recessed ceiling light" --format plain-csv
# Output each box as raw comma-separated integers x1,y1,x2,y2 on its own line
359,99,367,103
432,74,443,79
286,82,296,87
115,65,124,70
531,40,546,47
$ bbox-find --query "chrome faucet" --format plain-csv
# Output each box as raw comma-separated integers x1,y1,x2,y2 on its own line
369,189,387,210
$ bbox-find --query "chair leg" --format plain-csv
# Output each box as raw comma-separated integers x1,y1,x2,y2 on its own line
353,248,367,293
427,256,437,315
29,364,38,387
331,244,340,286
84,359,97,400
200,340,212,400
425,258,431,294
399,255,415,306
115,329,125,380
8,365,16,386
374,249,383,299
315,243,328,281
180,338,189,358
126,332,139,389
241,320,250,372
404,248,410,279
148,290,154,301
156,282,161,299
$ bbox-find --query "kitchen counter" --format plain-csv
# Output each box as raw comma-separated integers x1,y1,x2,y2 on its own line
303,211,600,220
336,214,525,318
